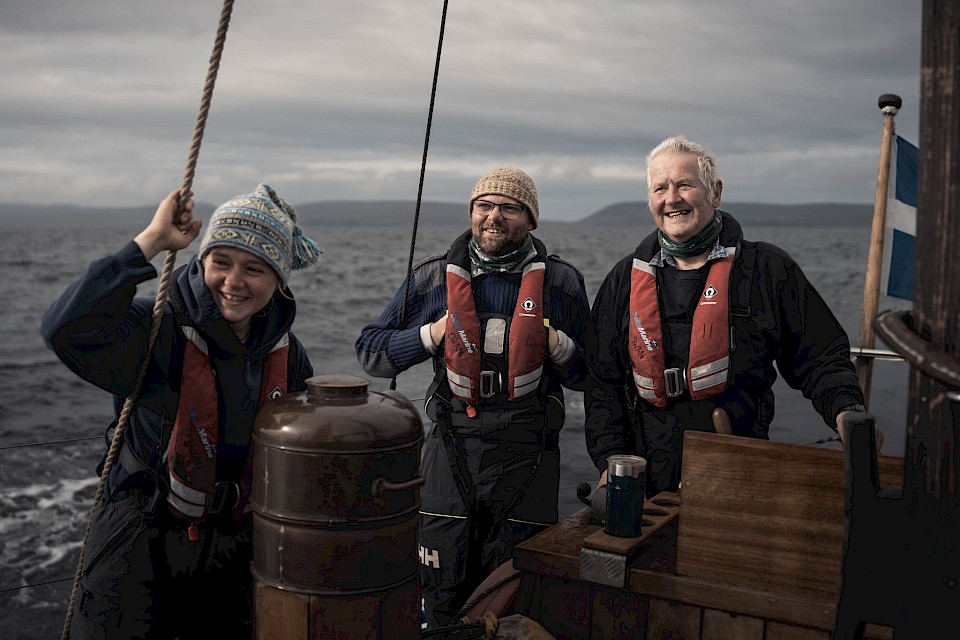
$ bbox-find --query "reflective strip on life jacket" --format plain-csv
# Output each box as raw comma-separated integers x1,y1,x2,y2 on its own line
628,249,735,406
166,327,289,521
167,474,208,519
445,366,474,401
514,363,544,398
690,355,730,394
632,370,658,402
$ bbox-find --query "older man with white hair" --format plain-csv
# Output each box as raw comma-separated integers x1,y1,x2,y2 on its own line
585,135,881,496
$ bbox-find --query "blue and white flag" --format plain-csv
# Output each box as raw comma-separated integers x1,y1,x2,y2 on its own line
880,135,918,300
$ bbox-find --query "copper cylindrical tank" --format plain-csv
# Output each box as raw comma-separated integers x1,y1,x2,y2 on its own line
251,375,424,639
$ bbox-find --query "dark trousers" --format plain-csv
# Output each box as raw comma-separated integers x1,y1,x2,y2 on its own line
68,487,253,640
418,424,558,628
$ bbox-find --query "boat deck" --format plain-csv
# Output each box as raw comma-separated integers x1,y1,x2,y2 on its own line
511,432,902,640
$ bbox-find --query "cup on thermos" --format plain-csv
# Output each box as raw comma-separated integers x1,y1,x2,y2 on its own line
604,454,647,537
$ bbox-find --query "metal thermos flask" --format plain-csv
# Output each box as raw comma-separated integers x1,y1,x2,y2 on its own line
604,454,647,537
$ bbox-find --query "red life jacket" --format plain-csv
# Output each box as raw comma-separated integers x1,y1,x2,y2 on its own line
166,327,289,521
628,250,735,407
444,255,547,415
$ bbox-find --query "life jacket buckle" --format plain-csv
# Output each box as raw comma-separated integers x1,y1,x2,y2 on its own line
664,368,686,398
479,370,501,399
209,481,240,514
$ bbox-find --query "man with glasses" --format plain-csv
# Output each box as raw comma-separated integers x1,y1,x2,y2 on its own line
356,167,590,627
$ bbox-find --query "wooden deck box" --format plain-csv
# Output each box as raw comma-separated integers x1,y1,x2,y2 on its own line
513,431,904,640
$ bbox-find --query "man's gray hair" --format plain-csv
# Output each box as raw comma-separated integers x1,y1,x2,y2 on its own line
645,135,721,203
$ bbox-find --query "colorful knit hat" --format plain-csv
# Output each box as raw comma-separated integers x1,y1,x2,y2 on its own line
469,167,540,229
199,183,322,287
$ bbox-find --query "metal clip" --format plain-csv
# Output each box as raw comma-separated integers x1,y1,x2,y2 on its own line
209,481,240,514
479,370,500,398
664,368,686,398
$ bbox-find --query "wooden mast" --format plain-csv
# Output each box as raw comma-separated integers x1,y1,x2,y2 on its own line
855,95,901,407
899,0,960,634
834,2,959,638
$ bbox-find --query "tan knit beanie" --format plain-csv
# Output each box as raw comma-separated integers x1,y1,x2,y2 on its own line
468,167,540,229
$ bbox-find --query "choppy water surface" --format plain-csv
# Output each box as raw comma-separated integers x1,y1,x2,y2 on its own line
0,212,910,638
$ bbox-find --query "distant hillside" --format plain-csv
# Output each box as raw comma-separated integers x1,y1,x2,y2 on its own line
2,199,874,229
0,200,466,230
293,200,465,227
578,201,874,227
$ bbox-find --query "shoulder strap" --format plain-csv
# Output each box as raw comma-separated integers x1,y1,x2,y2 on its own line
728,240,757,357
432,396,476,509
731,239,756,319
286,335,299,387
162,289,190,402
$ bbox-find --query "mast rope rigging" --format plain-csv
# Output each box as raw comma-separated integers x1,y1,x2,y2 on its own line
60,1,237,637
392,0,450,391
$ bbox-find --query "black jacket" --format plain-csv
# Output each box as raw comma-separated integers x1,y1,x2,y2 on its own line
585,210,863,482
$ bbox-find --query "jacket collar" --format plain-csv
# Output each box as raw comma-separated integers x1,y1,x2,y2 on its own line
636,209,743,264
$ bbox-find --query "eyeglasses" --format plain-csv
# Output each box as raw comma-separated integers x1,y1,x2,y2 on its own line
472,199,526,219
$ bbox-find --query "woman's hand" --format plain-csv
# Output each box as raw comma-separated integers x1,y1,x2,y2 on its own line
134,189,201,260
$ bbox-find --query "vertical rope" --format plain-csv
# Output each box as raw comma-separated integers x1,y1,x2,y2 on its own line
59,2,235,637
392,0,450,391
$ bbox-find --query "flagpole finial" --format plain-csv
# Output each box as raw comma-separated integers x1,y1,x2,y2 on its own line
879,94,902,115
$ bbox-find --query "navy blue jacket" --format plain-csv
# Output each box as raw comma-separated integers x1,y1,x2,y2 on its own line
41,241,313,500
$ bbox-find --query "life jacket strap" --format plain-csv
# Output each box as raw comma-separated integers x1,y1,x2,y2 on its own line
208,481,241,514
664,368,687,398
479,370,502,399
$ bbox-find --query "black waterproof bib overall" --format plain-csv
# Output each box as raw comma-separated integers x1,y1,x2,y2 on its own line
419,311,563,628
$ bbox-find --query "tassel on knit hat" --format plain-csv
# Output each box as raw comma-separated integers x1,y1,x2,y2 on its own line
469,167,540,229
199,183,322,287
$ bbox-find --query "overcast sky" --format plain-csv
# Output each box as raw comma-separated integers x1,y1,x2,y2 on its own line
2,0,923,221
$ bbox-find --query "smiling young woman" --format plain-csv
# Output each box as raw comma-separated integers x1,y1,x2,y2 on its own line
41,183,322,638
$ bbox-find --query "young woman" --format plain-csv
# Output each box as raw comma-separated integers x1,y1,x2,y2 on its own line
41,184,321,639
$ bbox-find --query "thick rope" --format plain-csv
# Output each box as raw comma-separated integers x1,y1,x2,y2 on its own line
392,0,449,391
452,567,522,622
59,2,235,637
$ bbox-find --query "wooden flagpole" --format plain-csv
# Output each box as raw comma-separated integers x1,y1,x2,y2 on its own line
854,93,902,408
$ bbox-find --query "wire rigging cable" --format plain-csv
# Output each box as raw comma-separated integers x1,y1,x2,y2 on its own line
59,2,237,637
392,0,450,391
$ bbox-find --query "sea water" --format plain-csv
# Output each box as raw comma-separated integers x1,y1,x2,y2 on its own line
0,211,910,638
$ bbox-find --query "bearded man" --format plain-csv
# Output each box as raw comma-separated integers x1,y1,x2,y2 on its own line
356,167,590,627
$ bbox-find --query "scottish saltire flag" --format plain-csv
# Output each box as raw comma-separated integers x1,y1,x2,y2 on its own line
880,135,918,300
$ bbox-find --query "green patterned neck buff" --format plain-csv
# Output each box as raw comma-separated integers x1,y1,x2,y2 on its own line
658,211,722,258
468,235,534,273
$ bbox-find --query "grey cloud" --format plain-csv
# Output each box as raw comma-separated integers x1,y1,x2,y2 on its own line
0,0,924,220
